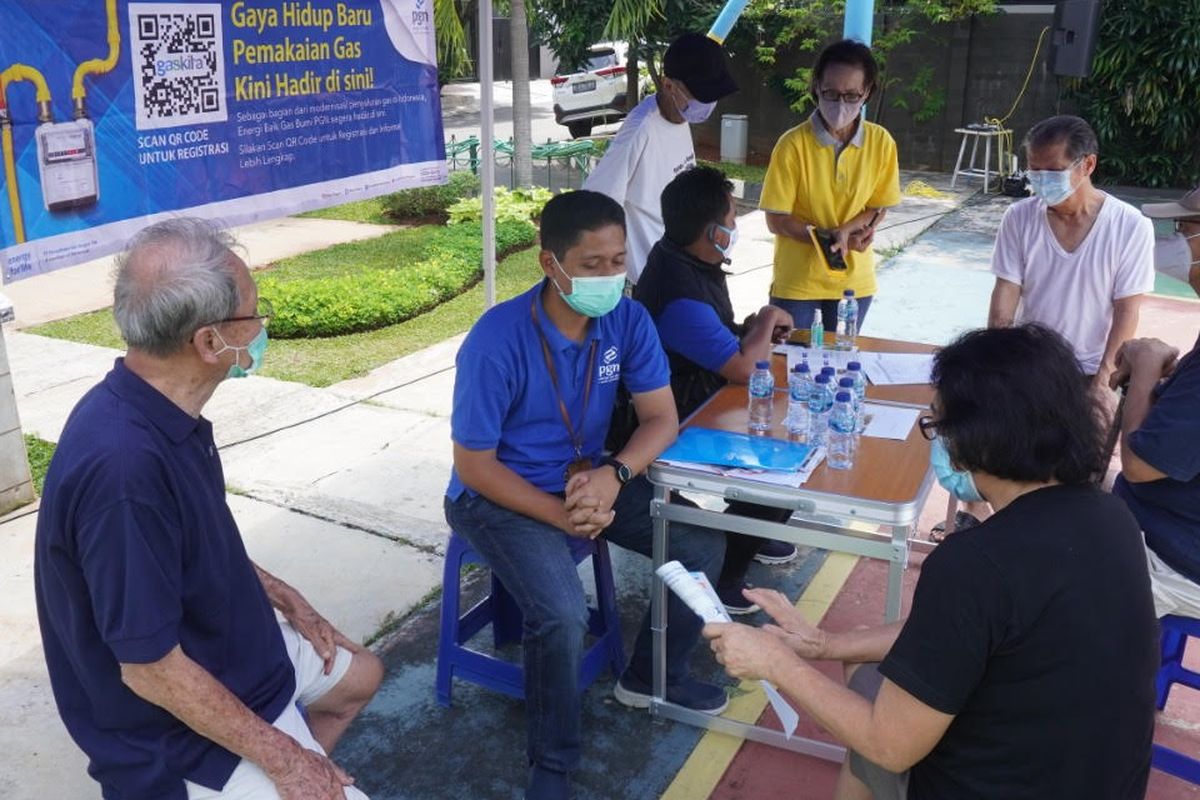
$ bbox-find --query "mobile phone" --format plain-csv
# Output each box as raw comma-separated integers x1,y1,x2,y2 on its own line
810,227,847,271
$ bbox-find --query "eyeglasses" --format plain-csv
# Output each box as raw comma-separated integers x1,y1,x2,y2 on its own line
818,89,866,104
917,413,938,441
1174,219,1200,234
208,297,274,328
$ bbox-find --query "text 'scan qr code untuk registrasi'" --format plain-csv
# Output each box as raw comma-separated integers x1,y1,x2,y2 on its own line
128,3,228,131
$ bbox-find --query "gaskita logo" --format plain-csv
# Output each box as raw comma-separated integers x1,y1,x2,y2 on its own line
156,53,209,77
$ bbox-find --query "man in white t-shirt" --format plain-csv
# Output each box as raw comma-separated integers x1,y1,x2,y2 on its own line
584,33,738,284
989,115,1155,389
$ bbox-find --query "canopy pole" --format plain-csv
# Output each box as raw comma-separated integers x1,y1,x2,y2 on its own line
843,0,874,45
479,0,496,308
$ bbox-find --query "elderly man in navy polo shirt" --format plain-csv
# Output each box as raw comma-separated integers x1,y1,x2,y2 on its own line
35,219,383,800
1111,332,1200,619
445,190,726,799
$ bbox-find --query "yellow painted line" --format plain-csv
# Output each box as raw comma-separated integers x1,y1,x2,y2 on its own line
660,552,861,800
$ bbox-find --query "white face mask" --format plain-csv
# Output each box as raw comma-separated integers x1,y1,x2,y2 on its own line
1154,232,1200,283
818,98,864,132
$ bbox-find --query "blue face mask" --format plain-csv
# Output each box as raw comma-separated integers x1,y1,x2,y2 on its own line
710,223,738,260
214,325,268,379
930,436,984,502
551,255,625,318
1027,159,1081,206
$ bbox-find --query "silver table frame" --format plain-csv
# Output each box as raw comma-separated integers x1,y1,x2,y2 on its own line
646,418,935,757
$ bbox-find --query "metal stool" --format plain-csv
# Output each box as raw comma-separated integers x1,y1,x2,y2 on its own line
436,531,627,707
1153,615,1200,784
951,125,1012,192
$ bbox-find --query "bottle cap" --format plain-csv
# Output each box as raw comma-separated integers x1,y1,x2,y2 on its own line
836,391,852,403
815,374,830,384
755,360,769,369
843,289,854,297
847,361,861,371
821,366,836,376
798,361,811,373
839,377,854,388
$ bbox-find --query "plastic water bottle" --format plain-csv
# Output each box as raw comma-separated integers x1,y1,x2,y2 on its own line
836,290,859,351
821,365,836,386
809,312,824,352
846,361,867,432
838,376,858,431
807,373,834,448
828,391,858,470
786,363,811,441
748,360,774,433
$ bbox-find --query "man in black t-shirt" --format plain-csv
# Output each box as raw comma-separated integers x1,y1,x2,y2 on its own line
704,325,1158,800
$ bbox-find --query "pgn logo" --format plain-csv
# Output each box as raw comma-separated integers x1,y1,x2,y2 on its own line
411,0,430,30
603,346,619,364
598,346,621,384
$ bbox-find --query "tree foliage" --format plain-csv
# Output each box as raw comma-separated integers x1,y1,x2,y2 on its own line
1070,0,1200,187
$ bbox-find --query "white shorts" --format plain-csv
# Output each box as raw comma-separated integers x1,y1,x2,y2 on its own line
185,621,365,799
1145,539,1200,620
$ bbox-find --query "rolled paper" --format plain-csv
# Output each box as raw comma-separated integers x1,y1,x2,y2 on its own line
656,561,729,623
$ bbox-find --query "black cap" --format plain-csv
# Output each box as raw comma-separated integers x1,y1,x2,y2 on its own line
663,33,738,104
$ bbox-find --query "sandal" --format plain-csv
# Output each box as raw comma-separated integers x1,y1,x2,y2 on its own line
929,511,982,543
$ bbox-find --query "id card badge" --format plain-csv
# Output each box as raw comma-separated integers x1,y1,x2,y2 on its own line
565,457,593,481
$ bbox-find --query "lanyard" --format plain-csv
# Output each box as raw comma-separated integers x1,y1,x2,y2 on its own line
530,297,598,460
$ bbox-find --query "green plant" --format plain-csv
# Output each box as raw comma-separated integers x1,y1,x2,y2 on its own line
447,186,553,226
729,0,995,116
890,65,946,123
1070,0,1200,187
25,434,55,496
379,172,480,223
258,220,537,338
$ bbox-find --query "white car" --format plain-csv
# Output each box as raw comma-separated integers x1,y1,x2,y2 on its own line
552,44,629,139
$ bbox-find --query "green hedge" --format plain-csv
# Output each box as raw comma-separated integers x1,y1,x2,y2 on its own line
259,219,537,338
380,171,480,223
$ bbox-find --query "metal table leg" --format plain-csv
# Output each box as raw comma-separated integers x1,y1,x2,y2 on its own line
651,486,670,715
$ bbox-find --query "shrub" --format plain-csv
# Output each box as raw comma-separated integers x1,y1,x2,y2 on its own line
380,171,480,223
260,219,537,338
447,186,554,226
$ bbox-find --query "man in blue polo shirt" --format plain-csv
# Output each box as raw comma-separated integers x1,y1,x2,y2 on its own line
633,165,798,615
445,190,726,799
1111,332,1200,618
35,219,382,800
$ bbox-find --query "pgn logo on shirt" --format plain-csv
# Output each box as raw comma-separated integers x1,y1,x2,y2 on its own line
598,346,621,383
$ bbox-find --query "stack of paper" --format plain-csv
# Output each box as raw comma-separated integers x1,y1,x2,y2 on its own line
856,352,935,385
860,403,921,440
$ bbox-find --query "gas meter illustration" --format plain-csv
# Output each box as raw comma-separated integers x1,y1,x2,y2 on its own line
1,0,119,243
35,119,99,211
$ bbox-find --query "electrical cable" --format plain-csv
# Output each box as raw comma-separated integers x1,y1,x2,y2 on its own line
981,25,1051,178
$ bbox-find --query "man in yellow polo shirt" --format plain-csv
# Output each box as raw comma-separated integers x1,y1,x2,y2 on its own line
760,39,901,330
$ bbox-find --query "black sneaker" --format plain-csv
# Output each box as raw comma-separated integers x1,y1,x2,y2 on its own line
717,584,760,615
613,671,729,715
754,539,799,565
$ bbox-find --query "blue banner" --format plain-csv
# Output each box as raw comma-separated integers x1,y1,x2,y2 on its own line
0,0,446,282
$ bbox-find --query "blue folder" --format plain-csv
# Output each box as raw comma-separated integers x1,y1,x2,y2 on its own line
659,427,814,472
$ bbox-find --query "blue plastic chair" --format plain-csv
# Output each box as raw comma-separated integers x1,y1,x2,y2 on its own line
436,531,627,707
1153,615,1200,784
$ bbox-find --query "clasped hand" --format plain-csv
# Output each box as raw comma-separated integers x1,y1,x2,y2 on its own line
561,467,622,539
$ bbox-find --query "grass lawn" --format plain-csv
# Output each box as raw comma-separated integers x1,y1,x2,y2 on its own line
295,197,393,226
25,434,54,496
28,243,544,387
699,159,767,185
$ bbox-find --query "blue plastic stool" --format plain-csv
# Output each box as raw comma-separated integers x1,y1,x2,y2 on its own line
436,531,627,707
1153,615,1200,784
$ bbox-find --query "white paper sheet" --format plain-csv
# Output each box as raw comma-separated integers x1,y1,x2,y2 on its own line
857,352,935,386
860,403,921,440
656,562,801,738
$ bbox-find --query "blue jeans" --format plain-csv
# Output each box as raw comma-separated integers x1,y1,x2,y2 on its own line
770,295,874,335
443,476,725,775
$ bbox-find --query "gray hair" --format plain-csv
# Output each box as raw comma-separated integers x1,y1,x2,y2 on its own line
1024,114,1099,161
113,218,241,357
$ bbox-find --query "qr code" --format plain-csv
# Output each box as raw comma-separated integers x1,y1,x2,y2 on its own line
129,3,227,130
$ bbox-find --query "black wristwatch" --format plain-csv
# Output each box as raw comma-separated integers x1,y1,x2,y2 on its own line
602,456,633,486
